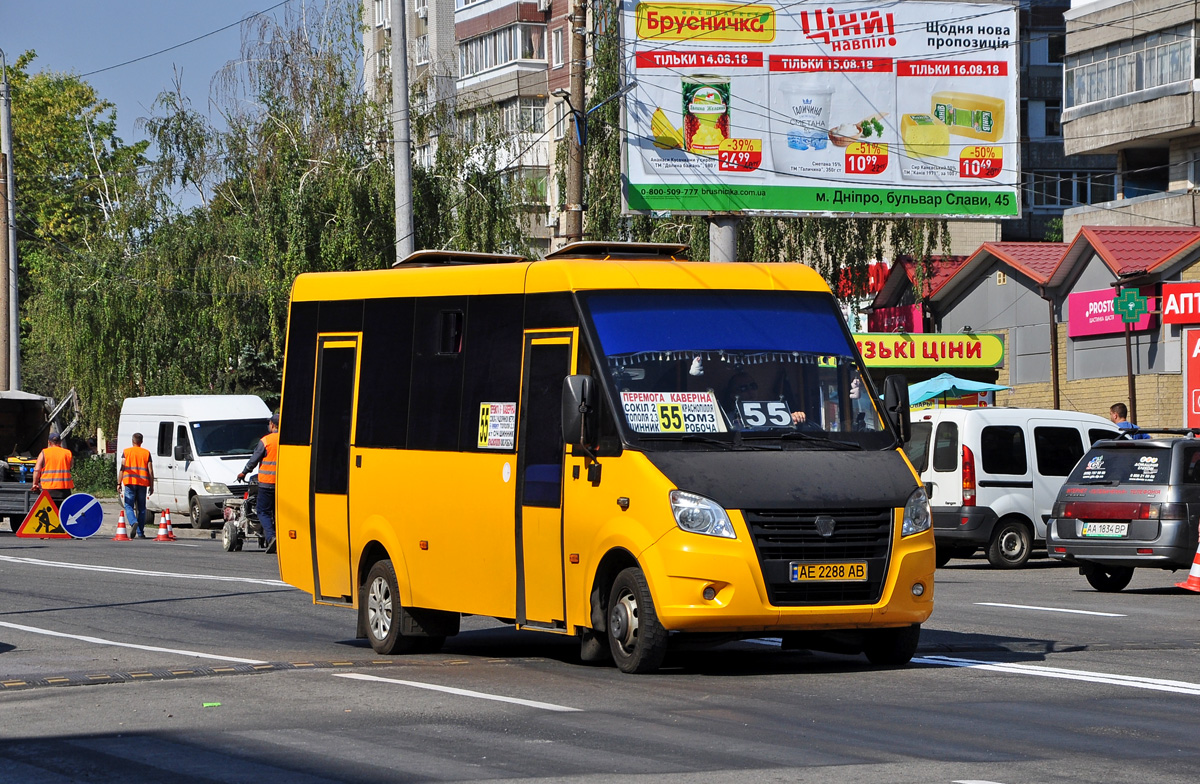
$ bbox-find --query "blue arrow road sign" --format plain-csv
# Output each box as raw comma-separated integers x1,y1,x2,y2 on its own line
59,493,103,539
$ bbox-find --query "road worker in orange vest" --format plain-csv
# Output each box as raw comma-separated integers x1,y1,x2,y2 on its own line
238,413,279,553
119,432,156,538
32,431,74,507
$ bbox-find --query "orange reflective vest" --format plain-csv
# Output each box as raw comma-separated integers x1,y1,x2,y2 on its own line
258,432,279,485
121,446,152,486
40,445,74,490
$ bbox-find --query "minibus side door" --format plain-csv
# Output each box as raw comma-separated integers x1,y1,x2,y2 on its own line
309,334,360,602
516,331,573,627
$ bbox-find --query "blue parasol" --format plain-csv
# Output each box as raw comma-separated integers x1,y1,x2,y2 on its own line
908,372,1010,405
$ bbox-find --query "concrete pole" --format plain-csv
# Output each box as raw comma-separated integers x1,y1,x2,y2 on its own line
0,53,17,390
708,216,739,262
391,0,415,262
563,0,586,244
0,151,10,389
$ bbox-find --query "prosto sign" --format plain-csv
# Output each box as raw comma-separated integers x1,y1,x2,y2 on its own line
853,333,1004,368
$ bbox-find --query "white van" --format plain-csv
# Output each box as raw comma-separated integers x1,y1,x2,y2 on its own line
116,395,272,528
903,407,1117,568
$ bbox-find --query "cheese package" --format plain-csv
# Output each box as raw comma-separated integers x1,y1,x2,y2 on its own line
931,91,1005,142
901,114,950,158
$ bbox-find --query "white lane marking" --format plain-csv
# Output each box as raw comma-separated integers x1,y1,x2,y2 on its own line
954,780,1008,784
917,655,1200,696
976,602,1125,617
334,672,582,712
0,554,288,587
745,637,782,647
0,620,267,664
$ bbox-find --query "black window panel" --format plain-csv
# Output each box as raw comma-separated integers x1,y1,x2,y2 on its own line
357,298,415,449
1034,426,1085,476
440,311,464,354
525,292,577,330
459,295,524,451
932,422,959,472
313,346,357,495
176,425,191,460
981,425,1028,475
522,343,571,508
156,422,173,457
904,422,931,472
408,296,467,451
318,299,364,333
1183,448,1200,484
280,302,318,446
1089,428,1117,445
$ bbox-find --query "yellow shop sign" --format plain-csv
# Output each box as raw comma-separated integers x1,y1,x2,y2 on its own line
636,2,777,43
853,333,1004,368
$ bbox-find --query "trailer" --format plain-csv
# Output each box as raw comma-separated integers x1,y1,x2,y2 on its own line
0,389,80,531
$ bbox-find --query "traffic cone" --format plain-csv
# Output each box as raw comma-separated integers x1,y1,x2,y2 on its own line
1176,541,1200,592
164,508,177,541
154,510,172,542
112,509,131,541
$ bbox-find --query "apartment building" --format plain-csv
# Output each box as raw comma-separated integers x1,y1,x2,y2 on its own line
1061,0,1200,235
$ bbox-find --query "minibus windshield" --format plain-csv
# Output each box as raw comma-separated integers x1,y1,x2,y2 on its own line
580,290,889,449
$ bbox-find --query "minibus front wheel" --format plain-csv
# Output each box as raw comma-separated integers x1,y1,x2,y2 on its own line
607,567,668,674
362,559,444,655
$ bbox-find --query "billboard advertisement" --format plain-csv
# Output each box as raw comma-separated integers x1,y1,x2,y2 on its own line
621,0,1020,219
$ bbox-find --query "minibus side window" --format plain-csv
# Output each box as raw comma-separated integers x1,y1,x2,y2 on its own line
409,296,467,451
458,295,524,452
981,425,1027,475
356,298,415,449
905,422,931,472
1033,426,1084,476
932,422,958,472
157,422,173,457
280,301,319,446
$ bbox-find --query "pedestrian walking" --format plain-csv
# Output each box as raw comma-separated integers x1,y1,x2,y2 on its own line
32,431,73,507
118,432,155,538
238,413,279,553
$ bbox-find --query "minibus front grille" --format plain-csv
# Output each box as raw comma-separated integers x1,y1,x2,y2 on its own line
743,508,892,606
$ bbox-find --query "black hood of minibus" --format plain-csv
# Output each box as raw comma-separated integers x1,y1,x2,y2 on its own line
643,449,917,510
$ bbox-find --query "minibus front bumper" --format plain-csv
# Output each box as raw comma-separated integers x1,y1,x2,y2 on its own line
639,524,935,633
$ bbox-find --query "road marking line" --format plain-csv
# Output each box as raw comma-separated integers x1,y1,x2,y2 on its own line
916,655,1200,696
954,780,1008,784
334,672,582,712
0,554,288,586
0,620,267,664
976,602,1125,617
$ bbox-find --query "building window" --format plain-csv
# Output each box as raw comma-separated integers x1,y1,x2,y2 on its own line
552,28,564,68
554,100,568,139
1026,171,1118,209
502,98,547,134
374,0,388,27
414,34,430,65
1065,23,1194,109
1044,99,1061,137
459,24,547,77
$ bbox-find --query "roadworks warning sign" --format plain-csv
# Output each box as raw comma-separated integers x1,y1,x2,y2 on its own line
15,491,70,539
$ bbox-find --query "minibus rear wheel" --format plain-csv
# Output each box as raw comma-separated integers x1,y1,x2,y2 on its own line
607,567,668,674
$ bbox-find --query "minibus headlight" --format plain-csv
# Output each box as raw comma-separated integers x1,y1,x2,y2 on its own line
669,491,736,539
203,482,231,495
902,488,932,537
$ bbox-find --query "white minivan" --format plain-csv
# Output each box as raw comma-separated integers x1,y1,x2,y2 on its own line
117,395,272,528
903,407,1118,568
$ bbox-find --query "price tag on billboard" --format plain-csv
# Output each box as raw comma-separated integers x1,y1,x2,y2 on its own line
959,146,1002,179
718,138,762,173
845,143,889,175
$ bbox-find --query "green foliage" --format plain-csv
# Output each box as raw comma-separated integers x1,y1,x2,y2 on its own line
1044,217,1063,243
73,455,117,496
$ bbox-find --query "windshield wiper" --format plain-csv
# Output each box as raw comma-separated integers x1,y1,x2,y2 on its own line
637,433,778,451
743,431,863,450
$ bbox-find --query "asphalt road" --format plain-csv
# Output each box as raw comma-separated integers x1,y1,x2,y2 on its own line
2,517,1200,783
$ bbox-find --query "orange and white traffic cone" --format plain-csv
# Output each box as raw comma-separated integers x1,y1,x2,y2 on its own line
112,509,131,541
164,508,177,540
154,510,172,542
1176,541,1200,592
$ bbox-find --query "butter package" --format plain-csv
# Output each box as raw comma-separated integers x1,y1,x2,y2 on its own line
931,91,1005,142
901,113,949,158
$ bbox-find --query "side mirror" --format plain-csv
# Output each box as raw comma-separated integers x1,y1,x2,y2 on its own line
173,444,192,462
883,374,911,444
562,375,595,448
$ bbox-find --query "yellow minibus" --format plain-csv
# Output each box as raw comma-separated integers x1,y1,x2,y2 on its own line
276,242,934,673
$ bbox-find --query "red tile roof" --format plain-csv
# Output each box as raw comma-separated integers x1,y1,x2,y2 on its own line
1049,226,1200,288
983,242,1066,282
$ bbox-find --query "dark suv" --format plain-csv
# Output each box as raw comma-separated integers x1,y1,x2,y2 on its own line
1047,432,1200,591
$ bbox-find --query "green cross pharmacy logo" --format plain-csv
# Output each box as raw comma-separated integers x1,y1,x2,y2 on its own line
1114,289,1149,324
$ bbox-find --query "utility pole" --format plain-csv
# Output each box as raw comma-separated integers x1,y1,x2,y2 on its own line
708,216,738,262
0,50,17,390
563,0,586,244
0,151,10,389
391,0,415,262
